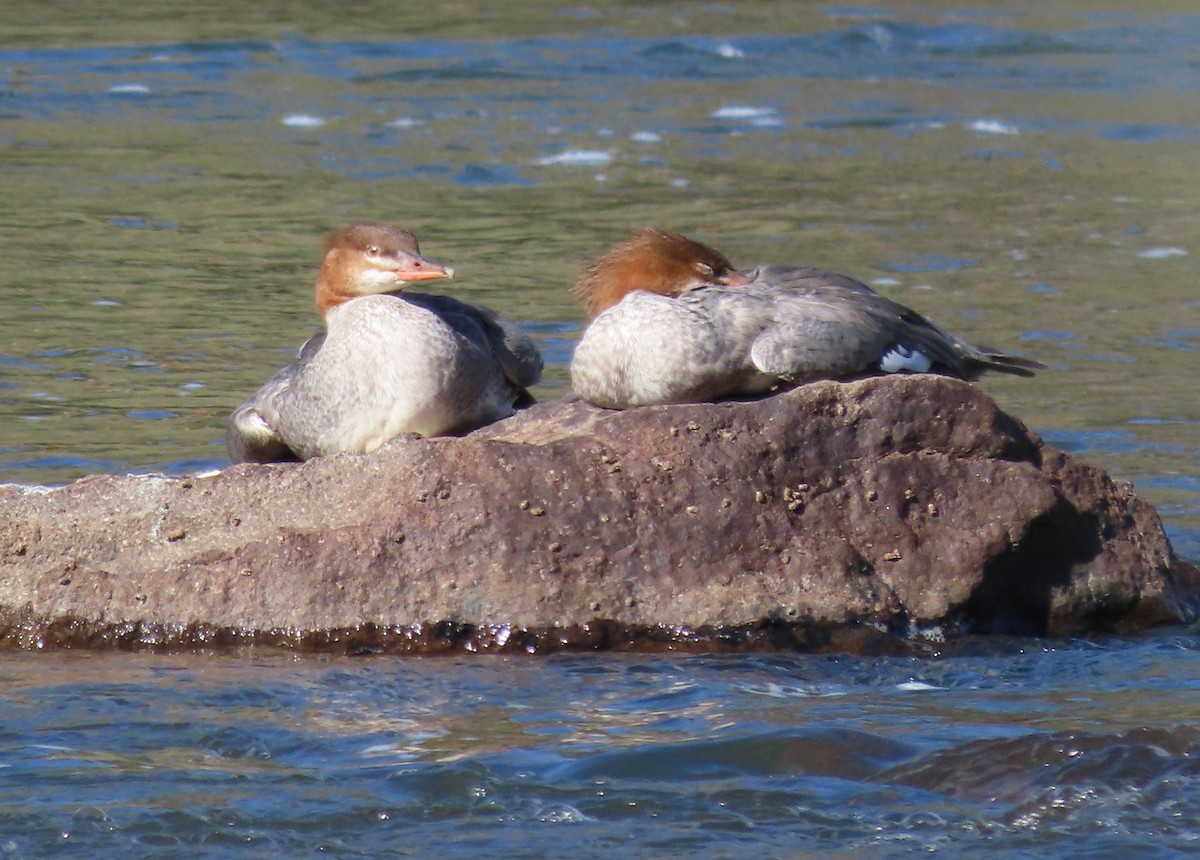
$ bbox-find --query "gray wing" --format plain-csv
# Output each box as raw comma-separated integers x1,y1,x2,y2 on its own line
745,264,878,296
745,266,1040,380
404,293,544,388
225,334,323,464
750,317,895,382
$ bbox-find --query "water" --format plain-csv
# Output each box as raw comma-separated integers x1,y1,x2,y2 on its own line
0,638,1198,858
1,1,1199,854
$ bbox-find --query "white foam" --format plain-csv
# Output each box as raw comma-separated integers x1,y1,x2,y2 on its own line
535,150,612,166
385,117,423,128
716,43,745,58
537,804,592,824
896,680,945,692
281,114,326,128
1137,247,1187,259
630,130,661,143
966,118,1020,135
0,482,57,495
109,84,150,94
739,682,848,699
711,105,778,120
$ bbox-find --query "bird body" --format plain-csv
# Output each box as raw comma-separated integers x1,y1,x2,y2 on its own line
570,230,1039,409
228,223,541,463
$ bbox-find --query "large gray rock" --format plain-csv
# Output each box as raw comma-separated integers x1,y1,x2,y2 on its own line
0,376,1195,653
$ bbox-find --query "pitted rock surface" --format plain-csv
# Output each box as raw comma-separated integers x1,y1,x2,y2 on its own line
1,376,1195,653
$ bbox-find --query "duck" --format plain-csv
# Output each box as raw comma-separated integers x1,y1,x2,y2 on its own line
227,223,543,463
569,229,1040,409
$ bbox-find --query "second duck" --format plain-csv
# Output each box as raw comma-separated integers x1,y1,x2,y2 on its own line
570,229,1040,409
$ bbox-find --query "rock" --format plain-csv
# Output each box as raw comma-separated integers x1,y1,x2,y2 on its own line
0,376,1195,653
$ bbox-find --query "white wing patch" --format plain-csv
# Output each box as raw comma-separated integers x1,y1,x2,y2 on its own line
879,344,932,374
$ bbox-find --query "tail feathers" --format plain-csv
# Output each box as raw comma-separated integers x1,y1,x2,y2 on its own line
970,350,1045,379
227,406,302,464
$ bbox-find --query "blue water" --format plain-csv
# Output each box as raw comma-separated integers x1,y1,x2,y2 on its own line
1,637,1198,858
6,20,1200,185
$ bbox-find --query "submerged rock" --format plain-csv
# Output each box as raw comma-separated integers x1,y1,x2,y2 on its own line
0,376,1195,653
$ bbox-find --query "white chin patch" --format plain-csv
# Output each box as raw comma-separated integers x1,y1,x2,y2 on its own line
879,345,932,374
363,270,398,292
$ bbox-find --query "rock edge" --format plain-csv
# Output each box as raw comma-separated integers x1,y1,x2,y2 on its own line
1,376,1196,654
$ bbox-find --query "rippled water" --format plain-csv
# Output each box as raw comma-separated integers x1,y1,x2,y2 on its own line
1,636,1198,858
1,1,1199,854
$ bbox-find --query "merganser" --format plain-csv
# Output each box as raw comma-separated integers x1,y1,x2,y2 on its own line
227,223,543,463
569,229,1040,408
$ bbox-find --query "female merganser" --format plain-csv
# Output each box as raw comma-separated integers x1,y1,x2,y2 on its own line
569,229,1040,409
227,223,543,463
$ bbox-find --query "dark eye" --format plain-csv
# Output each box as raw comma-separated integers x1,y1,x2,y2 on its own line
366,245,380,257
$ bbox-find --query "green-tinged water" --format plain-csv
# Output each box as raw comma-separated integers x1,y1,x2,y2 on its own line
1,2,1199,855
2,4,1196,544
